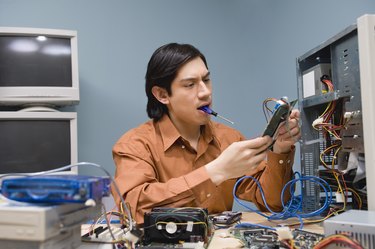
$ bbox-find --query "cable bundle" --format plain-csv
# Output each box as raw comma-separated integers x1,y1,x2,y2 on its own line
232,172,333,230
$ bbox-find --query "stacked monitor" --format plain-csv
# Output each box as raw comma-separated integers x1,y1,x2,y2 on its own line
0,27,79,106
0,111,78,174
0,27,79,175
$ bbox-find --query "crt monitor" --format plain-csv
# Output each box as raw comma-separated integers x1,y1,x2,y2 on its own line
0,27,79,106
0,111,78,175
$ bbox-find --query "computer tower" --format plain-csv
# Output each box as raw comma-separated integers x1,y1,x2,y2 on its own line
296,14,375,213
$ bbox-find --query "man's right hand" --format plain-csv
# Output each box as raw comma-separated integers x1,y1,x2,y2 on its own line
205,136,273,185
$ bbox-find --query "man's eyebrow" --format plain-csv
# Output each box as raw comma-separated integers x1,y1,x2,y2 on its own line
180,72,211,82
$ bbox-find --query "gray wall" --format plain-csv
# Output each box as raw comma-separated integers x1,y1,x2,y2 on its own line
1,0,374,176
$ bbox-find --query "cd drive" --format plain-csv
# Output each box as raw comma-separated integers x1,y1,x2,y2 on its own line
0,202,101,241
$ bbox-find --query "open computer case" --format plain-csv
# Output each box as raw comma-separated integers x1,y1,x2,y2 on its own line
297,14,375,213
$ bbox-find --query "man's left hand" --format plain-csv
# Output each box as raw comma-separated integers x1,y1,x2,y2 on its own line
272,109,301,154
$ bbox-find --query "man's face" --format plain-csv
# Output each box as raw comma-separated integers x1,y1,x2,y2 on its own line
166,57,213,128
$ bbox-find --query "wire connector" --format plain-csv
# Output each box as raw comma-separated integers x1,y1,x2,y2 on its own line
124,228,143,244
312,117,324,127
275,226,293,240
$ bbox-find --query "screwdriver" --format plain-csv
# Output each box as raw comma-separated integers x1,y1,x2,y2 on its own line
199,106,234,124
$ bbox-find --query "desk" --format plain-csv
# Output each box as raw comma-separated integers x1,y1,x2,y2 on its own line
208,212,324,249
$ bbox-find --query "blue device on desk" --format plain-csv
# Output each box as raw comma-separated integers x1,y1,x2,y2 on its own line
0,174,111,204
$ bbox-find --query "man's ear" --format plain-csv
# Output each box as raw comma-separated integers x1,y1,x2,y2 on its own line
151,86,169,104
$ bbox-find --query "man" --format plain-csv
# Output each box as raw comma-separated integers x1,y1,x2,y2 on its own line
112,43,300,224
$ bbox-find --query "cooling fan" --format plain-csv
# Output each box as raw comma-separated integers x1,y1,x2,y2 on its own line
142,207,210,245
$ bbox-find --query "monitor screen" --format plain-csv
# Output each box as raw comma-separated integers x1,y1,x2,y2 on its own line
0,27,79,106
0,36,72,87
0,111,78,174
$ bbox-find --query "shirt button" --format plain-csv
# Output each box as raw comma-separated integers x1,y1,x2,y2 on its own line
287,160,291,164
279,160,284,164
206,193,211,198
181,145,185,149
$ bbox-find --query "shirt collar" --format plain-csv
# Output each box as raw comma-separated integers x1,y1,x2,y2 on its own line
158,114,216,151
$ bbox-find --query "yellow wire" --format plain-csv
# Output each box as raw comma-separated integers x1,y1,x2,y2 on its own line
290,239,295,248
323,126,341,140
347,187,363,209
319,102,332,119
319,143,340,168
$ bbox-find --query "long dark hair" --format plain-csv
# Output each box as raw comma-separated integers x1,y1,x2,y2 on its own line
145,43,208,120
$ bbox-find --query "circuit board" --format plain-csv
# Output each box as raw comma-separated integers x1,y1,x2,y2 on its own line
136,241,206,248
231,228,324,249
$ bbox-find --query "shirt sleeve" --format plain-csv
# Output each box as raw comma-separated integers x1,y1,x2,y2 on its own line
235,146,296,212
111,141,213,224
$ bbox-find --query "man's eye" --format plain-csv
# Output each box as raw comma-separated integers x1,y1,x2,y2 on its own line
203,78,211,83
185,83,194,87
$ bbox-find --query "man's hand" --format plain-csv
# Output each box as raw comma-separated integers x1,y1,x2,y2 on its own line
205,136,273,185
272,109,301,154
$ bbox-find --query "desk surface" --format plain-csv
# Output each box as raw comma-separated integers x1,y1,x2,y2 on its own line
208,212,324,249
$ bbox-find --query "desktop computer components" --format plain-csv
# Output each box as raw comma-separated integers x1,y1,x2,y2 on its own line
324,209,375,249
211,211,242,226
302,63,332,99
0,202,101,248
231,227,324,249
291,229,325,248
296,15,375,213
81,223,127,245
262,98,298,139
1,226,81,249
1,174,111,204
241,228,279,248
142,207,211,246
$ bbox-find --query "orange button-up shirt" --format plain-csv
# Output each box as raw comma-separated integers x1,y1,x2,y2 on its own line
112,114,295,224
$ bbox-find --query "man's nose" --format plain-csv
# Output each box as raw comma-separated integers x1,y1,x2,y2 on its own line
198,81,211,98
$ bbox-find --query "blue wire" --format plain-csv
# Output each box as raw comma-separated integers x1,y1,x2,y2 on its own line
233,173,333,229
280,176,332,218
